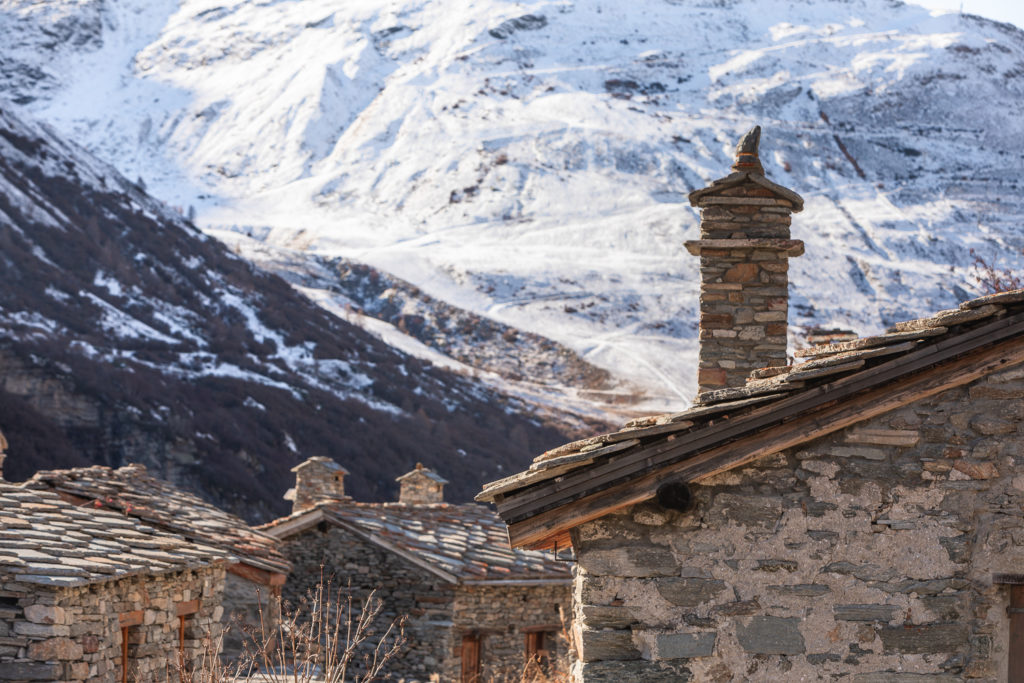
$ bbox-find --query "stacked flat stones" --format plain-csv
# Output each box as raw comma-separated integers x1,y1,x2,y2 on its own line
686,125,805,395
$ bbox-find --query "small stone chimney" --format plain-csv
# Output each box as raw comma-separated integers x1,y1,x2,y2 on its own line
686,126,804,397
286,456,349,513
396,463,447,505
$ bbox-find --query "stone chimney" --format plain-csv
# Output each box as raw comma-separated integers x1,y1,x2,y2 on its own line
396,463,447,505
686,126,804,397
286,456,349,513
0,429,6,481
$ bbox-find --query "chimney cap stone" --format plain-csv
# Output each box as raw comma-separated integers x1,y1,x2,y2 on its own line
731,125,763,174
688,126,804,212
396,462,449,484
290,456,349,475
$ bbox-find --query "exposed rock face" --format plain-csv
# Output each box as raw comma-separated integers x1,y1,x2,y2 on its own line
570,368,1024,680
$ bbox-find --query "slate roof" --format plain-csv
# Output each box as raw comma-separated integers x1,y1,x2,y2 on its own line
22,464,290,576
479,288,1024,548
0,483,230,588
261,502,569,583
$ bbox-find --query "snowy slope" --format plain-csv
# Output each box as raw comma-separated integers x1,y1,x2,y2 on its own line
4,0,1024,409
0,105,591,517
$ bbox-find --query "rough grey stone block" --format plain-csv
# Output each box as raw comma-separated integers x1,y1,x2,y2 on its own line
0,662,63,680
581,605,638,629
711,599,760,616
578,660,693,682
580,629,640,662
769,583,830,597
708,493,783,528
756,558,798,572
834,604,898,622
736,616,805,654
657,577,727,606
829,446,888,460
878,623,968,654
656,632,716,659
578,547,679,577
823,561,897,582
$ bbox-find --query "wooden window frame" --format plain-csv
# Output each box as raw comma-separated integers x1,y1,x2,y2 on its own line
176,600,200,673
118,611,143,683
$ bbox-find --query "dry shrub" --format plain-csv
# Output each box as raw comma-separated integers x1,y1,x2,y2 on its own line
969,247,1024,294
180,574,406,682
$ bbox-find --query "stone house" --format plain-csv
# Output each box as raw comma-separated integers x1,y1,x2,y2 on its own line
262,458,572,682
0,482,230,682
19,463,291,660
479,127,1024,681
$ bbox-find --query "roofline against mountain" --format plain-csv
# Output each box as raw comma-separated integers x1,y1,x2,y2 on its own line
502,320,1024,550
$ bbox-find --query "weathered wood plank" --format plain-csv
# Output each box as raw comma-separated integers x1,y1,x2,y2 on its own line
507,334,1024,549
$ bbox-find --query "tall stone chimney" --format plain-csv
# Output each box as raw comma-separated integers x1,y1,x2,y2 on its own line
286,456,349,513
686,126,804,397
396,463,447,505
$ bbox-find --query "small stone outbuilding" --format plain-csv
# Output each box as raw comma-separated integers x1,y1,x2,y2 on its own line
480,128,1024,680
19,464,291,660
0,483,230,682
263,460,572,682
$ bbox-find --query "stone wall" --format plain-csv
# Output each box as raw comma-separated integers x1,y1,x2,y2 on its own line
448,583,572,681
280,525,455,682
0,565,225,682
571,368,1024,681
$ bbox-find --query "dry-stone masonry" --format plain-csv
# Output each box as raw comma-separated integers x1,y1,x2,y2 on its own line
396,463,448,505
570,370,1024,681
287,456,349,512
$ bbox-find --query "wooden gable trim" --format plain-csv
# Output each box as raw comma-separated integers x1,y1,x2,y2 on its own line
506,329,1024,549
260,508,325,539
227,562,287,587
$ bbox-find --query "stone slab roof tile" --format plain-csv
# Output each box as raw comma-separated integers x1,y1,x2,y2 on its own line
21,464,290,575
0,483,231,588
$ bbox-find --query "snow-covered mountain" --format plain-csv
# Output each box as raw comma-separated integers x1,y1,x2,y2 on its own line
0,105,593,519
3,0,1024,411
